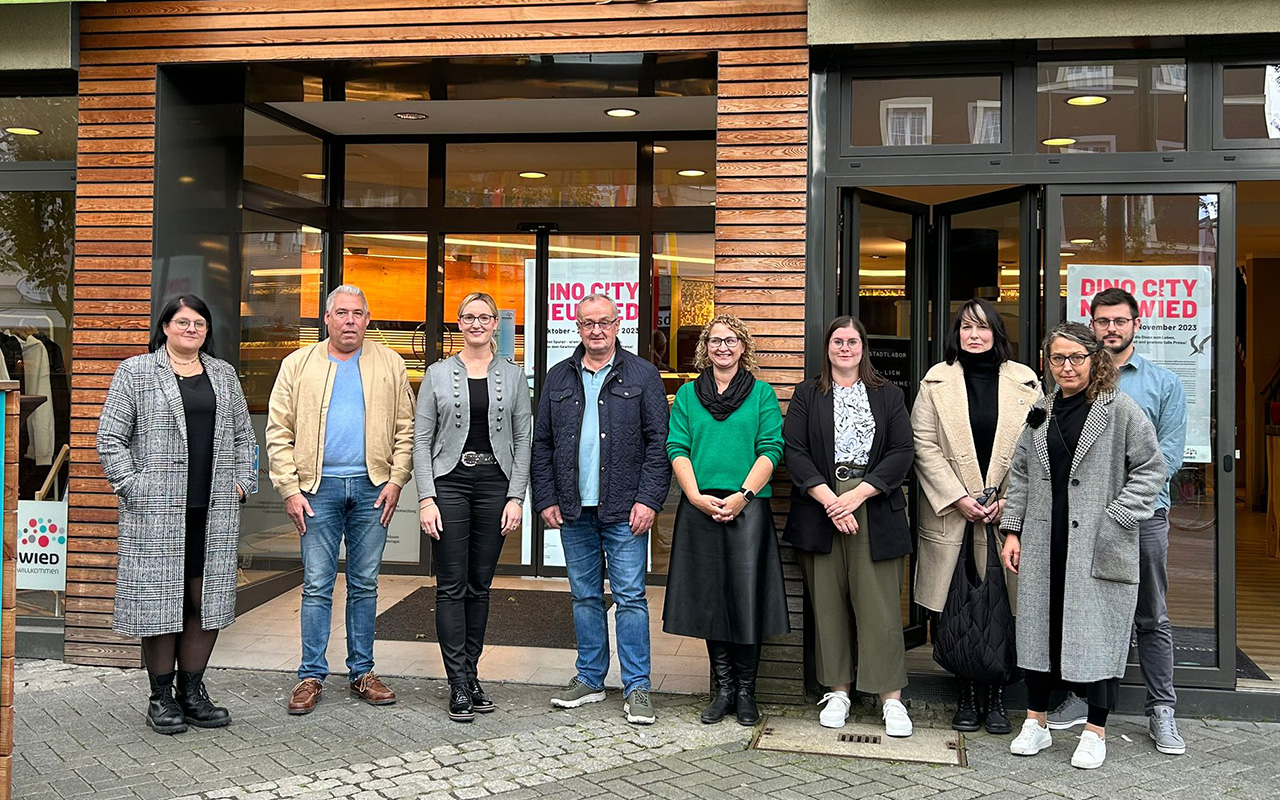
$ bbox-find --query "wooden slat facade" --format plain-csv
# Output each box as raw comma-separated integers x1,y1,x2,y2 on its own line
70,0,809,701
2,382,21,800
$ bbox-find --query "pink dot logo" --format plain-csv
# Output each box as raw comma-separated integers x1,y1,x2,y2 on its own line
21,517,65,549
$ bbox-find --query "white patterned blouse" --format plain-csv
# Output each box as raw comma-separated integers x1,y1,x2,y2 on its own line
833,380,875,465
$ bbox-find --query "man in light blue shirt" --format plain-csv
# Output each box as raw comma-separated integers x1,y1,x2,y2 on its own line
578,355,614,506
1050,288,1188,756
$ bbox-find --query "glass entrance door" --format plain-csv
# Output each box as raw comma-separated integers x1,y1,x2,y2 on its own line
1045,184,1237,690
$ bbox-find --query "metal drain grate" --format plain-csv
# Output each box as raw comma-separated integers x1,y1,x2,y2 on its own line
838,733,881,745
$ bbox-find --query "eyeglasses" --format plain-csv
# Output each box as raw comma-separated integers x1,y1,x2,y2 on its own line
830,338,861,350
707,336,740,349
169,318,207,331
1092,316,1134,329
1048,353,1089,367
460,314,496,325
577,318,618,331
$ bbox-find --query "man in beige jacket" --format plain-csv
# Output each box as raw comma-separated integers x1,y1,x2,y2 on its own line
267,285,414,716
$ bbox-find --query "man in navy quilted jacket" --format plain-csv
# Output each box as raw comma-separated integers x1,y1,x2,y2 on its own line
531,293,671,725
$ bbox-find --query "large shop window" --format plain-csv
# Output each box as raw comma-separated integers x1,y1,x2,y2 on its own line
1,94,76,622
1053,192,1221,668
238,212,324,591
1038,60,1187,153
243,111,325,204
444,141,636,207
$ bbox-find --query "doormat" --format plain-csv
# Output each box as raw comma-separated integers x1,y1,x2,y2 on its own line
1162,626,1270,681
750,716,966,767
375,587,610,650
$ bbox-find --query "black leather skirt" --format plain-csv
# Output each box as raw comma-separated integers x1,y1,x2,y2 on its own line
661,493,791,644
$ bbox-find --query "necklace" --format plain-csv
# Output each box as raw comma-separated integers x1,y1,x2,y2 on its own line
168,348,199,366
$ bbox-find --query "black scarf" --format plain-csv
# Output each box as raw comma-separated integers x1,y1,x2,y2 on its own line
694,367,756,421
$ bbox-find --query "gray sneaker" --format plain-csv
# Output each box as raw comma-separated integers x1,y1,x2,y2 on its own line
624,688,656,725
549,677,607,709
1047,693,1089,730
1149,706,1186,755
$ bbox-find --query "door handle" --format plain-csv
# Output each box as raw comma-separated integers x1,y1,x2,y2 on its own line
1223,453,1234,473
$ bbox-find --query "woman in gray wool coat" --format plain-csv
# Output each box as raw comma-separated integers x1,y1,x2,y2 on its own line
1000,322,1164,771
97,296,256,735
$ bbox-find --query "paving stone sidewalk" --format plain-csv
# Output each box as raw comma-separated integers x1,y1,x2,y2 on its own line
10,660,1280,800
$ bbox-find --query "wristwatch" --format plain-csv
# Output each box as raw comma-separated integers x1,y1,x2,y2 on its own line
509,497,524,506
739,487,756,503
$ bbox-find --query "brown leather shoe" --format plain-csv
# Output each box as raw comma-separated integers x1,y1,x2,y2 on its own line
350,672,396,706
288,678,323,715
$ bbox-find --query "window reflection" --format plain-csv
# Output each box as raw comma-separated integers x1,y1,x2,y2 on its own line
653,140,715,207
851,75,1003,148
0,96,77,163
1038,60,1187,153
1222,65,1280,141
344,144,429,208
243,111,325,203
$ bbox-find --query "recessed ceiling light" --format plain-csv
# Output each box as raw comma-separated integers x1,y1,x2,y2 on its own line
301,173,326,180
870,255,888,260
652,145,669,154
394,111,429,120
1066,95,1109,106
1042,137,1077,147
677,169,706,177
4,126,40,136
605,108,638,118
1060,251,1076,257
178,176,196,184
518,171,547,179
1069,238,1094,245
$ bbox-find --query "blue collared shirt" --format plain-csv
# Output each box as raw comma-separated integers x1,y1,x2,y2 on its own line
323,348,367,478
577,356,615,507
1117,351,1187,511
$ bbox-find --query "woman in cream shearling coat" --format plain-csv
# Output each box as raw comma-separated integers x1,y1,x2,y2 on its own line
912,299,1040,734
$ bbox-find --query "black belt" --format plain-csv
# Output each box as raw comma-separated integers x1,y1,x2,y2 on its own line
834,462,867,481
460,451,498,467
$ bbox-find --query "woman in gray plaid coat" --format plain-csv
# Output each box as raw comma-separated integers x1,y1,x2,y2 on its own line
97,296,256,735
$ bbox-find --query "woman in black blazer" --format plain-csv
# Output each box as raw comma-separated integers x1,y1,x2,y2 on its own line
783,315,915,736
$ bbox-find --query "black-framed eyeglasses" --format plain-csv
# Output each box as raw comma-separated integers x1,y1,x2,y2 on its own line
577,318,618,331
1092,316,1134,329
707,336,740,349
1048,353,1089,367
460,314,496,325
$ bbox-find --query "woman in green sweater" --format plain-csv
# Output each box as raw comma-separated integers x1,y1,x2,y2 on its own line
664,314,790,727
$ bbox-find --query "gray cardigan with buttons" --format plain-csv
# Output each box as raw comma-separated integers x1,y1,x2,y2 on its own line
413,354,532,501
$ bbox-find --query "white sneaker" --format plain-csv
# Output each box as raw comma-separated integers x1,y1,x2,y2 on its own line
1010,718,1053,756
818,691,851,728
1071,730,1107,769
882,698,912,738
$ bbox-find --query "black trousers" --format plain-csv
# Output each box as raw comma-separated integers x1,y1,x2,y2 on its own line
432,462,509,685
1024,669,1118,728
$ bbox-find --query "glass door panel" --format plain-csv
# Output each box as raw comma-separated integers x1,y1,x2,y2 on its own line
443,234,536,573
1046,185,1235,689
844,189,929,646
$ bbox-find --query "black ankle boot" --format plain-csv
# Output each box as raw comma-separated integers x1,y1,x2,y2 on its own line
984,683,1012,735
701,641,736,724
147,672,188,735
449,683,475,722
177,670,230,728
951,679,980,732
732,643,761,727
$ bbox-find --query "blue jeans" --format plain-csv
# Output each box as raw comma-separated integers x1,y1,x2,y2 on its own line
297,476,388,682
560,507,650,695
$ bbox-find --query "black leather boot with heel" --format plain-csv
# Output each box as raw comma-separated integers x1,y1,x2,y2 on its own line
951,679,981,732
177,670,231,728
147,672,188,735
732,643,761,727
701,640,736,724
984,683,1012,734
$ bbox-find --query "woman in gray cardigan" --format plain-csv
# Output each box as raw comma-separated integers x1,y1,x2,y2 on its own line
97,296,256,735
1000,322,1164,770
415,291,532,723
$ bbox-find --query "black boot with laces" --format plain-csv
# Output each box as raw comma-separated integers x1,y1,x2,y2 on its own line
177,670,230,728
951,679,980,732
147,672,188,735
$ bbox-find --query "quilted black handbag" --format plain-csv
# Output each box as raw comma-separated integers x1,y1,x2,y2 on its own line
932,521,1019,686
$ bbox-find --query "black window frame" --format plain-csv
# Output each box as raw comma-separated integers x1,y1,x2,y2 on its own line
1213,57,1280,150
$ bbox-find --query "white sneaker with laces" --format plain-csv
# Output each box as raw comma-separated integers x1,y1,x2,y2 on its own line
1009,718,1052,756
1071,730,1107,769
882,698,912,738
818,691,851,728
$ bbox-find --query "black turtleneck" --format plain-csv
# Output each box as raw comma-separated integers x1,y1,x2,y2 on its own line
957,348,1001,478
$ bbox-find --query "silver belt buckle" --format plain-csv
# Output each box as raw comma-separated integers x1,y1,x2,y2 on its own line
835,465,851,481
461,451,479,467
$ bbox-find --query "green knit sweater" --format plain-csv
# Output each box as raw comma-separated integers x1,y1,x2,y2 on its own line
666,377,783,496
